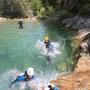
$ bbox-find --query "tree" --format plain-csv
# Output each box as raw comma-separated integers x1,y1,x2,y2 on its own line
1,0,27,18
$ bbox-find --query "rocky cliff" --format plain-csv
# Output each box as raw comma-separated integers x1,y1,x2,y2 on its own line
62,17,90,29
50,29,90,90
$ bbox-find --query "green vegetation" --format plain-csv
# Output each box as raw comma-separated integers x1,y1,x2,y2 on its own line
78,4,90,16
0,0,27,18
0,0,56,18
0,0,90,18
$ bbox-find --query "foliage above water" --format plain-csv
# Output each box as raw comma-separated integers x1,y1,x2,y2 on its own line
0,0,28,18
0,0,90,18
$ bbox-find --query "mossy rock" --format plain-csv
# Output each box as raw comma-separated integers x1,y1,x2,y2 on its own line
78,4,90,16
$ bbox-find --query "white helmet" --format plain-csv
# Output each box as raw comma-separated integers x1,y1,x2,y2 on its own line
19,19,22,21
27,67,34,76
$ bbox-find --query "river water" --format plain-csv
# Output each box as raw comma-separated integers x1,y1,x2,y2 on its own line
0,21,76,90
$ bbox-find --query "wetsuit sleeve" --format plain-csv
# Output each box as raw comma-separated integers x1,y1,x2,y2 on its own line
48,40,50,45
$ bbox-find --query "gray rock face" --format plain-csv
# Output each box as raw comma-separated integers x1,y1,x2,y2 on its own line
62,16,90,29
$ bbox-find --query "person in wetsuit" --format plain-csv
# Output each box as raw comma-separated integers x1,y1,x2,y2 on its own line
44,36,51,48
18,19,23,29
48,83,59,90
44,36,53,53
9,67,34,88
24,67,34,81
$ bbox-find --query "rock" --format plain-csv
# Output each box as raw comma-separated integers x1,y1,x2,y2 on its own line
0,17,7,23
62,16,90,29
51,55,90,89
50,30,90,90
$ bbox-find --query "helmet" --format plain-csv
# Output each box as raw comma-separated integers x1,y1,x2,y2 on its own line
27,67,34,76
48,83,55,88
19,19,22,21
45,36,49,40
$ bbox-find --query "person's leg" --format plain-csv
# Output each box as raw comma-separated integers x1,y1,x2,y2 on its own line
21,25,23,29
9,78,18,88
10,76,25,86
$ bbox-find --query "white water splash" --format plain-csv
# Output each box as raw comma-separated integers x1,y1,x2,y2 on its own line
36,40,61,57
0,69,21,90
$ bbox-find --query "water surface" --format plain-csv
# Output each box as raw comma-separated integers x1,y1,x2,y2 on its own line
0,21,76,89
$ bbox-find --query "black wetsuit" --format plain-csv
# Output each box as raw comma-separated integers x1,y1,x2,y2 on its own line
48,85,54,90
48,85,58,90
18,21,23,29
44,40,53,53
44,40,50,48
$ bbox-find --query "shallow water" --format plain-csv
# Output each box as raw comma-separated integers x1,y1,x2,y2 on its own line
0,21,76,89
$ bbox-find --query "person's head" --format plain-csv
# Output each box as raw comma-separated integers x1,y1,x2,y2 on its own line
19,19,22,21
44,36,49,41
48,83,55,90
27,67,34,77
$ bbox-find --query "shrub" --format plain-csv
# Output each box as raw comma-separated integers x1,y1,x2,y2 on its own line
78,4,90,16
1,0,27,18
